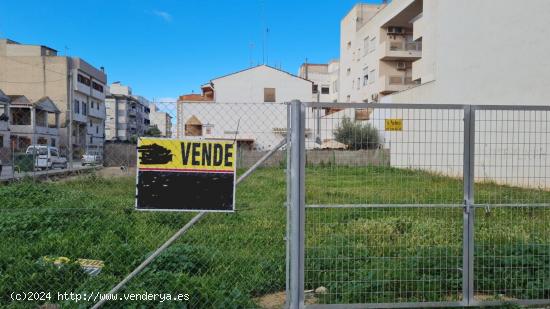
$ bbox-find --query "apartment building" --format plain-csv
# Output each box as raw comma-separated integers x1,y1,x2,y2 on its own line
148,103,172,137
0,89,9,148
338,1,423,103
0,39,107,156
105,82,150,141
337,0,550,105
335,0,550,188
7,95,60,151
298,61,339,102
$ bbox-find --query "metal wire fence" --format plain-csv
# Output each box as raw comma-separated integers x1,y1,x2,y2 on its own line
2,100,550,308
294,102,550,308
0,102,291,308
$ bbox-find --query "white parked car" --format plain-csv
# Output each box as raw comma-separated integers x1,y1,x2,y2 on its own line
82,153,102,166
26,145,68,170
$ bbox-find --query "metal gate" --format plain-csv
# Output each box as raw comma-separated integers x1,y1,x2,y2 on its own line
287,101,550,308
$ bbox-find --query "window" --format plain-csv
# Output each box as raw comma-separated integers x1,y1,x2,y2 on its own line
92,81,104,93
82,102,87,116
347,41,351,49
50,148,58,157
91,101,94,109
346,95,351,103
50,139,56,147
369,36,376,53
370,69,376,84
89,120,93,127
346,68,351,76
74,100,80,114
363,37,369,55
363,67,369,86
312,84,319,94
264,88,276,102
96,126,99,134
352,79,355,90
321,87,330,94
77,74,91,86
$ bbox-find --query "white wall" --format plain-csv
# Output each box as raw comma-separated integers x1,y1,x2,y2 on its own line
212,65,312,103
378,0,550,189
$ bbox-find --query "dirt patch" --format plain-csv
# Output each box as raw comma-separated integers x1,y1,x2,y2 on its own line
254,291,318,309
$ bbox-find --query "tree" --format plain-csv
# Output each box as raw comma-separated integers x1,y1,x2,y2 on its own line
144,125,162,137
334,117,380,150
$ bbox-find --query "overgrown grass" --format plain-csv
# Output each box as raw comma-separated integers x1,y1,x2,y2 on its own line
0,167,549,308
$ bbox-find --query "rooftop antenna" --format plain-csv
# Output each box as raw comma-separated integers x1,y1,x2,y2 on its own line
265,27,270,65
249,42,255,67
260,0,267,64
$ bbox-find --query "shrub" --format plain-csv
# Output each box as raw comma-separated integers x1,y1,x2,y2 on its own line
334,117,380,150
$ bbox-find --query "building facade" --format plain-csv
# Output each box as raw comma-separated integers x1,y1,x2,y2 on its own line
148,103,172,137
337,0,550,105
0,89,9,148
298,61,339,102
177,65,313,149
7,95,60,151
0,39,107,156
105,82,150,141
334,0,550,188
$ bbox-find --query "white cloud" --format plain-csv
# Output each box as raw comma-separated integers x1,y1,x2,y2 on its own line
153,10,172,22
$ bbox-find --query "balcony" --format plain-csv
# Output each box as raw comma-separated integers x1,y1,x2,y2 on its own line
88,104,106,119
91,88,105,101
380,75,418,95
35,125,59,136
128,109,137,117
379,40,422,61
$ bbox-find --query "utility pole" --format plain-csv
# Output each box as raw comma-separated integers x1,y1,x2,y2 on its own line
68,59,73,170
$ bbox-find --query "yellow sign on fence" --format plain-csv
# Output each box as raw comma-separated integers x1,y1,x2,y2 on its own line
136,138,237,212
137,138,235,172
385,119,403,131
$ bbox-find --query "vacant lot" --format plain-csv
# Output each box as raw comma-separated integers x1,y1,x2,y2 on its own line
0,167,549,308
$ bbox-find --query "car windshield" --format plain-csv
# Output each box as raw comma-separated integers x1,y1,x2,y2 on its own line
28,147,48,155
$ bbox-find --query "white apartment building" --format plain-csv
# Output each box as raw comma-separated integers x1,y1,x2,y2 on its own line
0,39,107,157
337,0,550,105
0,89,9,148
105,82,150,141
148,103,172,137
298,61,339,102
334,0,550,188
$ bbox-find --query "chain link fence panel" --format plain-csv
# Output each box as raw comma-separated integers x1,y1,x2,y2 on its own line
0,102,290,308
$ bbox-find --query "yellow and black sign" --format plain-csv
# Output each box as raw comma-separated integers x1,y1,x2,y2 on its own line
385,119,403,131
136,138,236,212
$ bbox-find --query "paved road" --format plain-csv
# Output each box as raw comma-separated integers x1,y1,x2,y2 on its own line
0,162,98,181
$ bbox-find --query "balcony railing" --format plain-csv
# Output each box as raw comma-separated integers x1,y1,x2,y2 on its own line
380,75,418,94
380,40,422,61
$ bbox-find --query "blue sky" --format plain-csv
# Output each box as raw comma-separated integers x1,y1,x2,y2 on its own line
0,0,382,101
